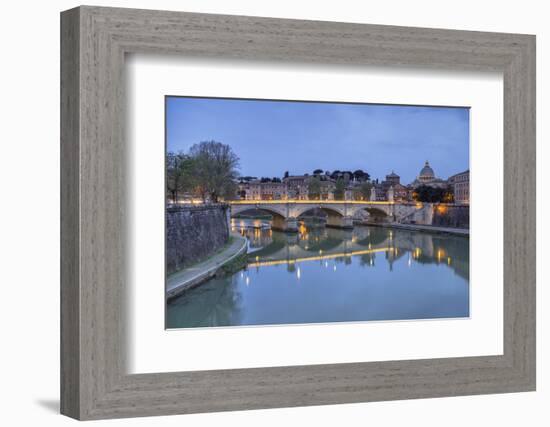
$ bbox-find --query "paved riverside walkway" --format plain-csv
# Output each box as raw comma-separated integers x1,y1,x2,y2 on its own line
167,234,248,300
370,222,469,236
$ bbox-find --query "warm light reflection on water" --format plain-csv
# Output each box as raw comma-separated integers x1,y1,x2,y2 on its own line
167,220,469,329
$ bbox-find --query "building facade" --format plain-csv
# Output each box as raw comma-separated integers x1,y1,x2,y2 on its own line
378,171,410,202
238,180,288,200
283,175,311,200
448,170,470,204
237,165,465,204
392,183,409,201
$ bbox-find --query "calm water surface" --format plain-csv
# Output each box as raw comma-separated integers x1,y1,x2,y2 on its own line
166,222,469,328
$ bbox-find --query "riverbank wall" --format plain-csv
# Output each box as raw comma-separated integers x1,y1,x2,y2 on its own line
166,204,230,275
397,203,469,229
357,203,469,234
431,204,469,229
166,234,248,300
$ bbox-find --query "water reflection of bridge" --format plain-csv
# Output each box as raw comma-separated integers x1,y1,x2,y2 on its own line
248,247,391,268
234,222,468,278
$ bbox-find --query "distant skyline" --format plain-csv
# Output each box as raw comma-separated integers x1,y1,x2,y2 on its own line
166,96,469,184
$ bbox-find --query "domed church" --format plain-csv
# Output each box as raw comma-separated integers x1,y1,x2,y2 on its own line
418,161,435,182
410,161,448,188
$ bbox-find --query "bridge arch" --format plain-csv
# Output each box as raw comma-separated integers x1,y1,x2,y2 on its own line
230,204,287,220
353,206,391,218
230,205,296,231
366,207,390,217
294,205,354,229
294,205,345,219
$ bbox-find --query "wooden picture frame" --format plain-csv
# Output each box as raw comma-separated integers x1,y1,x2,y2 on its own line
60,5,536,420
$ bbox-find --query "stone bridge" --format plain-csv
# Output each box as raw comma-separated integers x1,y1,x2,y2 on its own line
229,200,421,231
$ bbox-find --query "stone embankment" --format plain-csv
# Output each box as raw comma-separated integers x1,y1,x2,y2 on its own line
166,204,230,275
167,234,248,300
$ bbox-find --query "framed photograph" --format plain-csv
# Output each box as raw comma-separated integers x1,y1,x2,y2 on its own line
164,97,471,328
61,6,536,420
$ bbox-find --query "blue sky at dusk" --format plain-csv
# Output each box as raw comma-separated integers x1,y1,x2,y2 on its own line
166,96,469,184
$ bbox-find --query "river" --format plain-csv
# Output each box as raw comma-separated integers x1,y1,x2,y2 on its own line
166,220,469,328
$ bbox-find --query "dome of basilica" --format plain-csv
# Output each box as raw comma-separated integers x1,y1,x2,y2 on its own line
419,161,435,179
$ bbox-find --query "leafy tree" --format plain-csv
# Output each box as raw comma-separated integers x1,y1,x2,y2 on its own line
353,169,370,182
313,169,324,175
412,185,454,203
166,151,195,204
358,181,373,200
333,177,346,200
188,140,240,202
283,171,289,178
307,176,322,200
